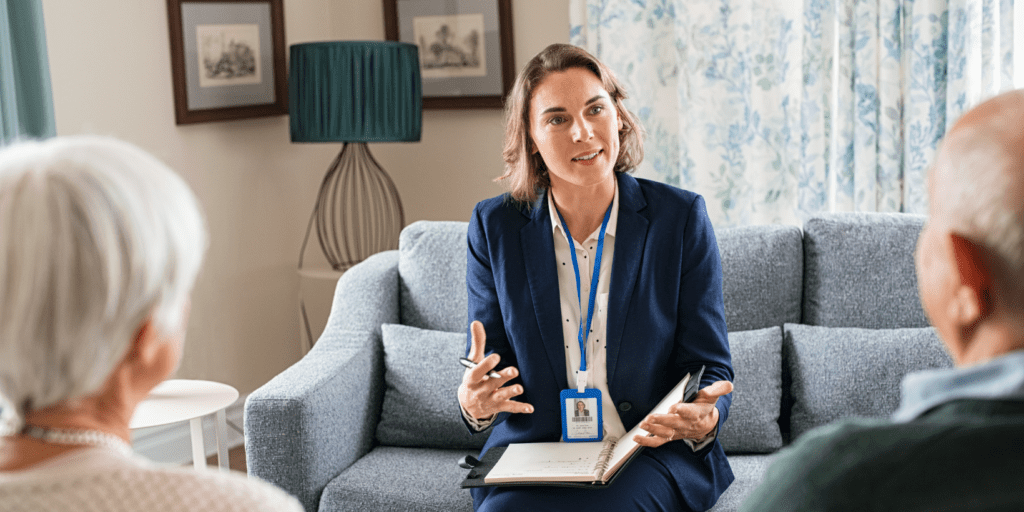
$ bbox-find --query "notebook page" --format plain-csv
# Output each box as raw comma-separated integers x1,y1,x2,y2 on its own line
485,441,608,484
601,372,691,481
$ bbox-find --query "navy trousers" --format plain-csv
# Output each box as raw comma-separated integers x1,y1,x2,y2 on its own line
471,451,694,512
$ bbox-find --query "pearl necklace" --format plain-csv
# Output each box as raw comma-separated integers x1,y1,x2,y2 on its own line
21,426,134,457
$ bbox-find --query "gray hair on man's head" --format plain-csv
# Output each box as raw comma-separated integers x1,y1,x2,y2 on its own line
932,90,1024,312
0,136,208,430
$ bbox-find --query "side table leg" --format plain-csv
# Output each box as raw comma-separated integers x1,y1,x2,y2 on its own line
215,409,229,471
189,417,206,470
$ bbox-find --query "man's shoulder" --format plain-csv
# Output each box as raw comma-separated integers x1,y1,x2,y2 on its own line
781,414,1024,475
769,418,901,473
741,414,1024,512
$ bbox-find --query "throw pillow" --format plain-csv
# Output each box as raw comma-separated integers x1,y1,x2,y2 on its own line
785,323,953,440
376,324,487,449
718,327,783,454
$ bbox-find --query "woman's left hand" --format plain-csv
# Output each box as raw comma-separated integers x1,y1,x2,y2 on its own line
633,380,734,448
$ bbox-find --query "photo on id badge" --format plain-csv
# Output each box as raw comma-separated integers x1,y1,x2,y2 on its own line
560,388,602,442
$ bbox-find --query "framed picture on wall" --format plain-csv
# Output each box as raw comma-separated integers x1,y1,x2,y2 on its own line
384,0,514,109
166,0,288,124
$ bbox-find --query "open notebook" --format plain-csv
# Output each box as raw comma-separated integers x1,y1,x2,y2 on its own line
461,366,704,488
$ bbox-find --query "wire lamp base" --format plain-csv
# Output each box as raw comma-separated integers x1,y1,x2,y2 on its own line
299,142,405,271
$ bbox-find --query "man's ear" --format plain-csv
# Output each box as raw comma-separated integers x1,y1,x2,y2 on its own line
948,233,993,324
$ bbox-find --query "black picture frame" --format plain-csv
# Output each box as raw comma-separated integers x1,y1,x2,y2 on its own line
167,0,288,124
384,0,514,109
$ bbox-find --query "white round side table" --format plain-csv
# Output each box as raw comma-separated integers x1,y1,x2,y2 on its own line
130,379,239,470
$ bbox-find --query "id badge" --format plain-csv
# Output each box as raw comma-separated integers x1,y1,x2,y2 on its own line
560,388,603,442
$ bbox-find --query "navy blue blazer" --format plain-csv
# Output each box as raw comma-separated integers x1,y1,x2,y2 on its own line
465,173,734,510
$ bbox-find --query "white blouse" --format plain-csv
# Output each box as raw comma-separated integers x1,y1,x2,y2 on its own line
547,183,627,439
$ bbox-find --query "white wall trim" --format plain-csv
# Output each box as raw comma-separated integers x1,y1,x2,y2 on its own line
130,393,248,465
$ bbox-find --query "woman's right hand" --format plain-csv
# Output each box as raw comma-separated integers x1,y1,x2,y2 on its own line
458,321,534,419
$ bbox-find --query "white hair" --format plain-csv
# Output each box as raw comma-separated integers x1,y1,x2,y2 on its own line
0,136,208,430
932,93,1024,310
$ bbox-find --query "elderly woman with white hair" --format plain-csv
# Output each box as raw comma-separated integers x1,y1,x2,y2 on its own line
0,136,302,511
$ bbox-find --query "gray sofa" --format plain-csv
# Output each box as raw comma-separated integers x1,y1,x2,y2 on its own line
245,212,953,512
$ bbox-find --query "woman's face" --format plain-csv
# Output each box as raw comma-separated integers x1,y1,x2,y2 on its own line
528,67,622,190
577,401,585,412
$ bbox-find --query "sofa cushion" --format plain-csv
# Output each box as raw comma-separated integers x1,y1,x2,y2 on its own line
377,324,488,449
802,213,929,328
708,455,772,512
717,224,803,332
718,327,783,454
398,221,469,332
785,324,953,440
322,446,474,512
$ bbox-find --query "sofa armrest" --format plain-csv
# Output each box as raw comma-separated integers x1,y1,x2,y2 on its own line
245,329,384,512
244,250,400,511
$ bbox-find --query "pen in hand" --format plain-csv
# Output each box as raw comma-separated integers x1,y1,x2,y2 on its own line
459,357,502,379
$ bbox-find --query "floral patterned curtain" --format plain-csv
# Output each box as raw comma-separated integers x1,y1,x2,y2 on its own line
570,0,1016,227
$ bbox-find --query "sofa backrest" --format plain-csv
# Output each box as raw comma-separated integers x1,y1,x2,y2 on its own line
802,213,929,328
398,221,469,332
397,219,808,336
395,213,929,332
717,224,803,332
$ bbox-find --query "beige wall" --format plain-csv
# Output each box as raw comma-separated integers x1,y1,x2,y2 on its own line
40,0,568,395
338,0,571,223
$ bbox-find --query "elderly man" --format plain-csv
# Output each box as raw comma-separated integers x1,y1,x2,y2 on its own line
740,91,1024,511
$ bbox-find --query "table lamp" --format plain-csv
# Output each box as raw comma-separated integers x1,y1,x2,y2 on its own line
290,41,422,271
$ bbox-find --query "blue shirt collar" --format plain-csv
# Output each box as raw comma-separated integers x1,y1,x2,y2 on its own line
893,349,1024,422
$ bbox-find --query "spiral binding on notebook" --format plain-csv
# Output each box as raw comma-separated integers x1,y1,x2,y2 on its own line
592,439,618,480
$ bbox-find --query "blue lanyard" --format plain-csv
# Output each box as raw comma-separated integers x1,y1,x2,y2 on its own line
556,203,613,392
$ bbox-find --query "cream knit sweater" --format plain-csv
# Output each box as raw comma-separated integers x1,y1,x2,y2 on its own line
0,446,303,512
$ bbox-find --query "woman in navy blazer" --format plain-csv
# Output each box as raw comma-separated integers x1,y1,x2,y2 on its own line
458,44,735,511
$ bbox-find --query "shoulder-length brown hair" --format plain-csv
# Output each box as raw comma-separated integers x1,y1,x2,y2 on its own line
498,43,645,203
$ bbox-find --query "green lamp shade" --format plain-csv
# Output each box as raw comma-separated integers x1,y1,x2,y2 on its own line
290,41,422,143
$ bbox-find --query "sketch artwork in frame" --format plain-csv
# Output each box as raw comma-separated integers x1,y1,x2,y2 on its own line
385,0,514,109
167,0,288,124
